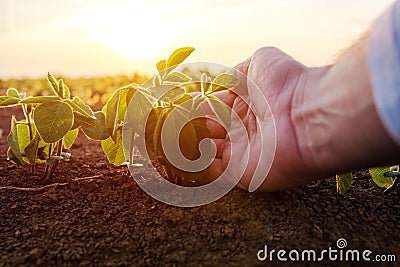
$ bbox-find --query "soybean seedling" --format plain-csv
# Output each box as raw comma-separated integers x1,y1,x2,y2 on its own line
1,73,110,180
101,47,239,185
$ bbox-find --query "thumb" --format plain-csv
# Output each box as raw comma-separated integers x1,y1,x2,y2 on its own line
246,47,306,96
228,58,251,96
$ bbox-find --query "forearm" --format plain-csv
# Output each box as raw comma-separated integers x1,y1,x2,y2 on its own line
293,35,400,177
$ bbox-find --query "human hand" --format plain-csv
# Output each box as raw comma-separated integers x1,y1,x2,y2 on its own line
207,47,329,192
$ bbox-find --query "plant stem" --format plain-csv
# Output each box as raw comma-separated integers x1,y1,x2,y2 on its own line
24,104,36,174
26,105,33,140
44,143,53,178
384,176,399,195
128,132,134,166
56,139,63,156
164,164,174,183
153,109,165,156
46,139,63,181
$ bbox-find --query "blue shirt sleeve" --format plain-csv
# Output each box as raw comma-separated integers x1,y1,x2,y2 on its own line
368,0,400,145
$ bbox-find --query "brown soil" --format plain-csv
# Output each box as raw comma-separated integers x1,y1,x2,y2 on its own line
0,110,399,267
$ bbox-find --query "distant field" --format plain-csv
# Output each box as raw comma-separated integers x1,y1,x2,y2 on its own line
0,73,148,108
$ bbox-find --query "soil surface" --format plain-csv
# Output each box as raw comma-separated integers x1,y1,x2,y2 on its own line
0,108,399,267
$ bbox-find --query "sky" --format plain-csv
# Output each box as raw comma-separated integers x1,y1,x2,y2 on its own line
0,0,395,79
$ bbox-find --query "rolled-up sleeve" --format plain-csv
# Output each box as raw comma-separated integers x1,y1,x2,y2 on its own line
368,0,400,145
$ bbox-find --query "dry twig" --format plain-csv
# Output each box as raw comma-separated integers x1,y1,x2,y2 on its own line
0,175,103,192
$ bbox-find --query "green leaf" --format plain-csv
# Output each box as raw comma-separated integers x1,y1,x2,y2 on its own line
124,91,153,137
152,75,162,87
159,86,185,103
172,110,198,160
170,117,212,183
58,79,70,99
336,172,352,195
173,94,194,115
7,148,20,165
206,95,231,128
142,107,162,159
118,86,136,121
7,88,19,98
141,77,155,89
47,72,60,97
58,79,65,98
20,96,61,104
211,73,240,92
25,132,40,164
104,89,122,139
7,116,24,165
121,127,134,163
63,128,79,149
16,122,31,155
152,108,169,156
76,111,110,141
166,47,195,69
158,108,204,165
63,83,71,99
105,104,120,141
101,128,126,166
165,72,192,83
369,167,394,188
0,96,19,107
133,134,147,158
65,99,96,119
156,59,167,72
33,100,74,143
148,85,176,100
173,93,193,106
131,83,151,95
7,88,25,100
72,96,94,116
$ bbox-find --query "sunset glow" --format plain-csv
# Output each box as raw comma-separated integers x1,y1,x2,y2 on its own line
0,0,395,78
88,3,178,60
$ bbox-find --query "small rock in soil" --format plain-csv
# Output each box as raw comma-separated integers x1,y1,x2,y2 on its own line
28,247,43,259
46,194,59,203
14,230,21,238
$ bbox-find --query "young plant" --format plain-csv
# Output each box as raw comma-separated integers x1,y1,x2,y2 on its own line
1,73,110,180
101,47,239,185
336,164,400,195
1,47,397,193
370,165,400,194
0,47,238,185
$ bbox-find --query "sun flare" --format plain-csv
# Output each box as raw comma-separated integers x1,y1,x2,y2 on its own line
92,4,176,61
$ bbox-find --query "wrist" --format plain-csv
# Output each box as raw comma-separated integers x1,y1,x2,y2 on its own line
292,40,400,178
